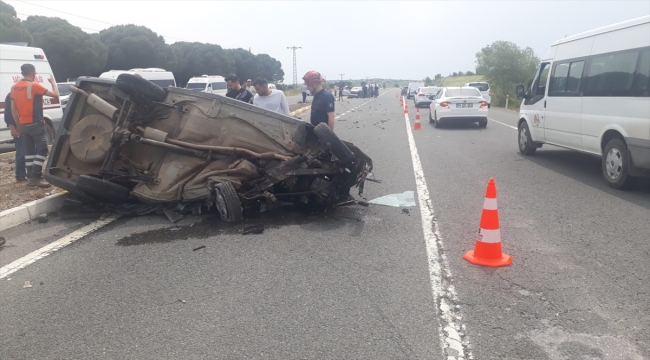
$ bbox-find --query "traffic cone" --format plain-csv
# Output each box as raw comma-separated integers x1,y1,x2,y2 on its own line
463,178,512,268
404,102,409,115
414,108,422,130
400,96,403,107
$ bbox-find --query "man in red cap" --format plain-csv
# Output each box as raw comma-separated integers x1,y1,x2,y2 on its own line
302,71,335,130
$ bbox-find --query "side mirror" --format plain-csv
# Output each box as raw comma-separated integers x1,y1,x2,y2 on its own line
516,85,526,100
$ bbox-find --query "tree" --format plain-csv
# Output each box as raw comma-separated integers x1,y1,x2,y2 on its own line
360,81,367,86
434,74,442,80
475,40,539,106
0,1,33,45
24,16,107,80
424,76,433,86
465,70,475,76
99,25,177,72
458,71,464,76
452,72,458,77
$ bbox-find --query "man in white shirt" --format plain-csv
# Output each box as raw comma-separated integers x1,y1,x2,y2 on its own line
252,78,290,115
245,79,256,94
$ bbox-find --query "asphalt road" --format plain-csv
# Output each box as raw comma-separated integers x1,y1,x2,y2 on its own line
1,91,648,360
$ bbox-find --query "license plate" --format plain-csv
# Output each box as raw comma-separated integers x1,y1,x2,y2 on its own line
456,103,473,108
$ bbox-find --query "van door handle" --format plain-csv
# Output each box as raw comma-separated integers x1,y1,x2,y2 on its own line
544,100,546,108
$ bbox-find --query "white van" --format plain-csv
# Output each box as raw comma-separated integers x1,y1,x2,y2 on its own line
99,68,176,88
464,82,491,107
0,44,63,144
186,75,227,95
516,15,650,189
407,82,424,99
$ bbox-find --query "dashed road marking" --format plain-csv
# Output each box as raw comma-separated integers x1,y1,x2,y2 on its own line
489,117,517,130
402,96,472,359
0,214,120,280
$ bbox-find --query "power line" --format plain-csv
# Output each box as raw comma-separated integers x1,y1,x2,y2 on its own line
287,46,301,87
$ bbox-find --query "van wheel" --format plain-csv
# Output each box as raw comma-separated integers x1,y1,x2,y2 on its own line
115,73,167,103
214,181,242,222
602,138,632,190
518,122,536,155
314,122,355,164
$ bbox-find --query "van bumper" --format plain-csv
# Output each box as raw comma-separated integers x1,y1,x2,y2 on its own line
626,137,650,177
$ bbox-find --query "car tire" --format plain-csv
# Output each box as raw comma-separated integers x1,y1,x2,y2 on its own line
478,119,488,128
76,174,130,202
429,111,433,123
433,112,442,128
518,122,536,155
115,73,167,103
602,138,632,190
214,181,243,222
314,122,355,164
44,120,55,145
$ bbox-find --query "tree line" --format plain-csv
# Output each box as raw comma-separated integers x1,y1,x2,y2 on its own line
0,1,284,86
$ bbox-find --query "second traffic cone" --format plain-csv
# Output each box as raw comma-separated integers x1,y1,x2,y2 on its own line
463,178,512,268
413,108,422,130
404,102,409,114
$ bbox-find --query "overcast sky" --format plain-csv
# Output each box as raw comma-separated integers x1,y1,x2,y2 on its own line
7,0,650,82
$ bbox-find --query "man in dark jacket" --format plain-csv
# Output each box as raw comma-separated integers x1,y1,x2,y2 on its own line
4,93,26,182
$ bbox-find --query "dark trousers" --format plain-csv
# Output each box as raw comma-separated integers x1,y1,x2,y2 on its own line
19,122,48,179
14,135,26,179
302,92,307,103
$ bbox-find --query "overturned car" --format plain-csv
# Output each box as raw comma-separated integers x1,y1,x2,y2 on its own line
45,76,372,222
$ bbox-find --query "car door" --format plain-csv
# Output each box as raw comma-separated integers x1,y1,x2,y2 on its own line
545,59,585,150
522,62,551,142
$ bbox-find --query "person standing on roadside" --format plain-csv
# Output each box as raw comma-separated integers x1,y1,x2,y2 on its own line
4,92,26,182
375,84,379,98
301,83,308,103
245,79,256,95
303,71,335,130
225,74,253,104
362,84,368,99
10,64,59,188
252,77,290,115
338,85,343,101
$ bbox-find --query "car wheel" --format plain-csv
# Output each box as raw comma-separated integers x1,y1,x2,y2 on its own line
115,73,167,103
602,138,632,190
433,112,441,128
76,174,130,202
478,119,488,128
518,122,536,155
214,181,243,222
314,122,355,164
44,120,55,145
428,110,433,123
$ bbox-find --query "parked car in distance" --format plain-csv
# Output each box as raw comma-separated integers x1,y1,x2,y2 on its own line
414,86,440,108
429,87,488,128
407,82,424,99
57,82,75,110
464,82,491,107
401,86,408,96
348,86,363,98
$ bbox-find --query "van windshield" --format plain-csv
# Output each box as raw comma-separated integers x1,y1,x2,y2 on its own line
57,84,72,96
212,82,227,90
467,83,489,91
445,88,482,97
150,79,175,88
187,83,207,90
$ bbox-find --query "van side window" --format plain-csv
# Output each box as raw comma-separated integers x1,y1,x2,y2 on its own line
633,48,649,97
549,60,585,95
525,62,550,105
585,50,638,96
536,65,550,96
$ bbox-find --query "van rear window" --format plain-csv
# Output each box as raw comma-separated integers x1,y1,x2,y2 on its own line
187,83,207,90
212,82,227,90
445,88,482,97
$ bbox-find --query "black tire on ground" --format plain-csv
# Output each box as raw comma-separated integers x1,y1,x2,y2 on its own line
44,120,55,145
602,138,632,190
314,122,355,164
433,112,441,128
115,73,167,103
76,174,130,202
214,181,243,222
518,121,537,155
429,111,433,123
478,119,488,128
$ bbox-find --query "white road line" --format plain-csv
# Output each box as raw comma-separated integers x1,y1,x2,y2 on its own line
402,96,472,359
0,214,120,279
489,117,517,130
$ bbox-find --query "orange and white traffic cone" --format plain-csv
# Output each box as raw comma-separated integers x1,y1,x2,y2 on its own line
414,108,422,130
404,102,409,115
400,96,403,107
463,178,512,267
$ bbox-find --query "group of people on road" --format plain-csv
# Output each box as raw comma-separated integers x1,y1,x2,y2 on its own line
362,84,380,98
224,74,290,116
6,63,59,187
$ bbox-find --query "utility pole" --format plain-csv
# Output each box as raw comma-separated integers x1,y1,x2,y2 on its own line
287,46,302,87
338,73,345,82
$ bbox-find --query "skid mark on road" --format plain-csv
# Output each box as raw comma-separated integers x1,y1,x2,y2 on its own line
0,214,120,279
402,96,472,359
